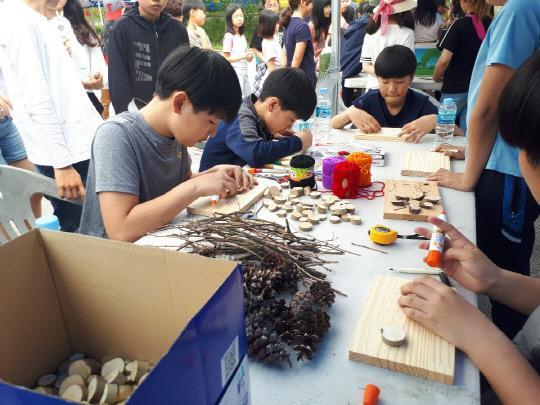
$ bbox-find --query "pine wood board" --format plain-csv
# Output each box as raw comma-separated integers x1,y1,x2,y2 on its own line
383,180,443,222
349,275,455,384
187,181,269,217
354,127,403,142
401,150,451,177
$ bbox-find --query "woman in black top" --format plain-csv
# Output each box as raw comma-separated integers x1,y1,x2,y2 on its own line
433,0,492,134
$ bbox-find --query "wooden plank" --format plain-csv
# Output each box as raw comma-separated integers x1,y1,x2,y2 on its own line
383,180,443,222
187,181,269,217
349,275,455,384
401,150,451,177
354,127,403,142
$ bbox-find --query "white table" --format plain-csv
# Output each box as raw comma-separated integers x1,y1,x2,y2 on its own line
138,130,479,404
344,73,443,92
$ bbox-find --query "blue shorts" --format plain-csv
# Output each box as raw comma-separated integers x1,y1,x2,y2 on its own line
0,117,27,165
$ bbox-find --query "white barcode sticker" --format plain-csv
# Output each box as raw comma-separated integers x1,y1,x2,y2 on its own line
221,336,239,387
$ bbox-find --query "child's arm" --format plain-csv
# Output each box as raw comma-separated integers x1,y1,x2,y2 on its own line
266,57,277,72
108,26,134,114
331,105,381,133
290,41,307,68
433,49,453,82
361,63,375,76
222,33,251,63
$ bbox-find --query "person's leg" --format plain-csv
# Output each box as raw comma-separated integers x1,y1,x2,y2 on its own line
0,117,42,218
35,160,89,232
475,170,539,339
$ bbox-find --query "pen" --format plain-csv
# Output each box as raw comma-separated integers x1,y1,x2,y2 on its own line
389,268,441,275
247,168,288,174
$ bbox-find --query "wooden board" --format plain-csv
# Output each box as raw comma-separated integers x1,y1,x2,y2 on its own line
400,150,451,177
187,181,269,217
383,180,443,222
349,275,455,384
354,127,402,142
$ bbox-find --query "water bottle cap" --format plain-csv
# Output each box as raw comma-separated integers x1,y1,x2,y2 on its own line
443,98,454,105
35,215,60,231
320,88,328,96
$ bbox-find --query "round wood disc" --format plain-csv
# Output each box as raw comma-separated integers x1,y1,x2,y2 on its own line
37,374,56,388
309,191,321,199
329,215,341,224
61,385,86,402
381,326,406,347
350,215,362,225
277,209,287,217
299,222,313,231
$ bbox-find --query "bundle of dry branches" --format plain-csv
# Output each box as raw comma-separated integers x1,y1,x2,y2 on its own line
149,212,350,365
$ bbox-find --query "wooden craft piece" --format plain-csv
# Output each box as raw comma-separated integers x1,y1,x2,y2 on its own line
87,375,106,403
350,215,362,225
302,210,313,217
391,199,407,206
289,189,300,199
420,201,434,209
400,150,451,177
384,180,443,222
38,374,56,388
262,198,273,207
303,186,311,196
331,206,347,216
269,186,281,198
354,127,403,142
284,206,294,213
329,216,341,224
409,202,421,215
381,326,406,347
293,187,304,194
68,359,100,379
117,385,133,402
425,194,441,204
101,358,125,378
267,202,278,212
349,275,455,384
290,198,301,205
277,209,287,217
59,375,85,397
34,387,53,395
273,195,287,204
263,187,271,197
299,222,313,231
341,213,351,222
284,201,293,207
55,373,68,390
299,217,309,223
310,191,321,200
345,204,356,213
187,181,268,217
99,384,118,404
317,205,327,214
105,370,126,385
61,385,86,402
308,214,319,224
319,214,327,221
58,360,70,374
410,192,424,201
126,361,149,384
301,201,314,208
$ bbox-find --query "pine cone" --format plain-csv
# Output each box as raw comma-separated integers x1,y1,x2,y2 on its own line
309,281,335,308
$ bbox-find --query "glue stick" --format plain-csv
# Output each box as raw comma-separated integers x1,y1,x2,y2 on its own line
210,194,220,206
425,212,447,268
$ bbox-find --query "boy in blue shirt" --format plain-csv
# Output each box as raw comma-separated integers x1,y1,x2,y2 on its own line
199,68,316,171
428,0,540,339
332,45,461,143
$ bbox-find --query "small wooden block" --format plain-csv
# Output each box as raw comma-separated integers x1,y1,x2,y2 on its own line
391,199,407,206
303,186,311,196
68,359,100,379
409,203,421,214
299,217,309,223
277,209,287,217
262,198,273,207
293,187,304,194
61,385,86,402
345,204,356,213
395,193,410,200
87,375,106,403
319,214,327,221
302,210,313,217
269,186,281,198
99,384,118,404
299,222,313,231
307,214,320,224
284,206,294,213
410,192,425,201
331,206,347,216
291,211,302,221
425,194,441,204
59,375,85,397
101,357,125,378
273,195,287,204
117,385,134,402
350,215,362,225
38,374,56,388
284,201,293,207
267,202,278,212
400,150,451,177
105,369,126,385
341,214,351,222
329,216,341,224
301,201,314,208
309,191,321,200
381,326,407,347
420,201,434,209
290,198,301,205
126,361,150,385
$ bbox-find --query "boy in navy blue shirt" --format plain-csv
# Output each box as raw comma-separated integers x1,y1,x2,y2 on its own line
332,45,462,143
199,68,316,171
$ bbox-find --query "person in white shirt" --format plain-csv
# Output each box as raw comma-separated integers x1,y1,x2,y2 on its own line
414,0,443,42
360,0,416,90
0,0,103,232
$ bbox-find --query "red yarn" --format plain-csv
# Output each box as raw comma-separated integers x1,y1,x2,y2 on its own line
332,161,361,199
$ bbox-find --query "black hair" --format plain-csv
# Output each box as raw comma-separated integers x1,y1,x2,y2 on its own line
498,52,540,166
257,10,279,38
156,46,241,122
225,3,245,35
366,10,415,34
63,0,100,47
281,0,312,28
182,0,205,24
414,0,438,27
165,0,183,17
374,45,417,78
259,68,316,121
311,0,331,42
450,0,464,18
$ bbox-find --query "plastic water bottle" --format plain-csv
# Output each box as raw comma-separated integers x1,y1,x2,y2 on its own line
315,87,332,144
35,215,60,231
434,98,457,147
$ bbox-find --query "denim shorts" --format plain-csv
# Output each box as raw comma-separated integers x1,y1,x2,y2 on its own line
0,117,27,165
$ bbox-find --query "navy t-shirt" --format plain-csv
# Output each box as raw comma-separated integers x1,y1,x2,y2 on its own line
284,17,317,86
352,89,438,128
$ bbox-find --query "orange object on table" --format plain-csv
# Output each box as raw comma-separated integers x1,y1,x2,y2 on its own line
362,384,380,405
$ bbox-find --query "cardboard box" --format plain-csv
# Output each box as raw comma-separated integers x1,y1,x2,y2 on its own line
0,230,250,404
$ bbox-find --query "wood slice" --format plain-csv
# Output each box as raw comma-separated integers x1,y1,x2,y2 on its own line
395,193,410,201
269,186,281,198
284,206,294,213
425,194,441,204
307,214,319,224
350,215,363,225
99,384,118,404
273,195,287,204
301,201,314,208
117,385,134,402
105,369,126,385
290,198,301,205
58,360,70,374
299,217,309,223
420,201,434,209
126,361,149,384
284,201,293,207
329,216,341,224
101,358,125,378
87,375,106,403
319,214,327,221
302,210,313,217
391,200,407,206
293,187,304,194
345,205,356,214
263,187,271,197
381,326,407,347
341,214,351,222
303,186,311,196
55,373,68,390
277,209,287,217
410,192,424,201
316,204,327,213
288,190,300,199
291,211,302,221
69,359,100,379
262,198,273,207
62,385,86,402
267,202,278,212
299,222,313,231
59,375,85,397
309,191,321,199
38,374,56,388
409,204,421,214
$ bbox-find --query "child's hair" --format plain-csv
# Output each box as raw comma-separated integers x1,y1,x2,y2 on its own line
165,0,183,17
225,3,245,35
156,46,242,122
311,0,331,42
181,0,205,24
281,0,312,28
468,0,493,20
257,10,279,38
366,10,415,34
259,68,317,121
498,52,540,166
374,45,417,78
414,0,438,27
63,0,100,47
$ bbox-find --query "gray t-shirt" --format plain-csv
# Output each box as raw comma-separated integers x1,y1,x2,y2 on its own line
514,305,540,373
79,111,191,238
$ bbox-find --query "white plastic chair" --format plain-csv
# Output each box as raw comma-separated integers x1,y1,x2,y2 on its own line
0,165,81,243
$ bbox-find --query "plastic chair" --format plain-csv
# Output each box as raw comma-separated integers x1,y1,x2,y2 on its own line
0,165,81,243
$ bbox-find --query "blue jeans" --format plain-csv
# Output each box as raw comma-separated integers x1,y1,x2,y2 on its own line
441,92,468,135
0,117,27,164
36,160,89,233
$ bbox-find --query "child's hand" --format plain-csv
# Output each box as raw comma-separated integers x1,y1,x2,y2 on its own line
349,108,381,133
398,276,493,350
245,51,253,62
400,115,436,143
82,72,104,90
213,164,257,191
434,144,466,160
296,130,313,149
0,95,13,119
415,216,503,294
192,170,239,199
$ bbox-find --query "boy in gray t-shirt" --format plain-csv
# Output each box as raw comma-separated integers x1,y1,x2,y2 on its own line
79,47,256,241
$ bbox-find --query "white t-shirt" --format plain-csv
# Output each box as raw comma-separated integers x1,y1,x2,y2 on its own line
223,32,248,70
360,24,415,90
262,35,282,68
0,0,103,168
414,13,443,43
